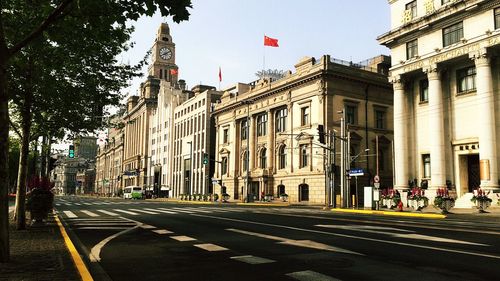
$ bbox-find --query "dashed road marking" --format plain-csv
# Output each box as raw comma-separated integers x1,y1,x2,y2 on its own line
143,208,177,214
140,224,156,229
170,235,196,242
230,255,275,264
286,270,341,281
194,243,228,252
152,229,173,235
96,210,120,216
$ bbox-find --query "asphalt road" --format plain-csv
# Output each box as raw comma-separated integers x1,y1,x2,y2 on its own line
55,196,500,281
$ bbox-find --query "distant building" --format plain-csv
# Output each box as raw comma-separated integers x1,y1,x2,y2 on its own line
212,55,393,205
74,135,97,159
378,0,500,207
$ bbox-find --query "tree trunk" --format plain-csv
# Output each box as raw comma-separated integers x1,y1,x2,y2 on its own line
0,36,10,263
14,58,33,230
40,135,47,178
44,133,52,178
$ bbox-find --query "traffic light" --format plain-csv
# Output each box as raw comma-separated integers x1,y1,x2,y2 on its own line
68,145,75,158
203,153,209,165
317,125,325,144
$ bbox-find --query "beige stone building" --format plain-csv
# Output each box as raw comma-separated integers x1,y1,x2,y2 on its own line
212,55,393,205
378,0,500,207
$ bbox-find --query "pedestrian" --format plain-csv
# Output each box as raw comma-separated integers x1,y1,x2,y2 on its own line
261,191,265,202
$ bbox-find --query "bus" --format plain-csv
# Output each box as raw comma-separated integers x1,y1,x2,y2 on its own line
123,186,143,199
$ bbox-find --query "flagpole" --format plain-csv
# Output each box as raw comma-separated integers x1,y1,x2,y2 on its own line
263,34,266,73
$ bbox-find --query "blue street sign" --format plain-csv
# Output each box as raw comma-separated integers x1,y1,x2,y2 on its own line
349,168,364,176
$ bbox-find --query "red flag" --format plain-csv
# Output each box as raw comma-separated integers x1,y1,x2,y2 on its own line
264,35,279,47
170,69,178,75
218,67,222,82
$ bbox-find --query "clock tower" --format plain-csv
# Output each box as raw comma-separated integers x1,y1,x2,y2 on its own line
148,23,178,83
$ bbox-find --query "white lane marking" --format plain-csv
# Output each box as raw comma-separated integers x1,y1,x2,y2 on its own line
143,208,177,214
152,229,173,235
90,217,141,262
168,208,195,214
129,208,159,215
181,207,213,213
96,210,120,216
83,203,92,206
192,214,500,260
101,202,112,205
286,270,341,281
81,210,100,217
226,228,361,255
140,224,156,229
315,225,487,246
74,203,82,206
230,255,275,264
78,227,131,230
170,236,196,242
63,211,77,218
64,203,72,206
194,243,228,252
55,203,61,206
113,209,139,215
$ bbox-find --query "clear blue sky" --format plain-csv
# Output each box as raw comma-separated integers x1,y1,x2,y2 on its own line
120,0,390,97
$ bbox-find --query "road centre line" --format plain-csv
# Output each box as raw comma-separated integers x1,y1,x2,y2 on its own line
191,214,500,260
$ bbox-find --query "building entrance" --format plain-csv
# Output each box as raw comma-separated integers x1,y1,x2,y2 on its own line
467,154,480,192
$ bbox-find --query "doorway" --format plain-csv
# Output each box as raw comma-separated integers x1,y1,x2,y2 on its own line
298,184,309,201
467,154,480,192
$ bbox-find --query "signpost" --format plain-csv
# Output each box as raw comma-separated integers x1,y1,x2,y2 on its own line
349,169,364,208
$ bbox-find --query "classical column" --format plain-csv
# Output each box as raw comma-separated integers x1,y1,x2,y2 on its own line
472,50,499,190
249,114,256,171
392,76,408,190
267,110,275,172
425,65,446,190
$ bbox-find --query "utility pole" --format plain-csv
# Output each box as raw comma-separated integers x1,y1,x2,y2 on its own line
340,111,346,208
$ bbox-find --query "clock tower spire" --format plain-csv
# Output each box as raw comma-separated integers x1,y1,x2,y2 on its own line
148,23,178,83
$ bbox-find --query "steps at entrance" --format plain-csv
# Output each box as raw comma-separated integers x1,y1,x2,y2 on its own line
454,192,474,208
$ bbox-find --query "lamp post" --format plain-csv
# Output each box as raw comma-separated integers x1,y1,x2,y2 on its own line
241,100,254,203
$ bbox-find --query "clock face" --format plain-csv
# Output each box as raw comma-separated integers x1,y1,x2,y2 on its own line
159,47,172,60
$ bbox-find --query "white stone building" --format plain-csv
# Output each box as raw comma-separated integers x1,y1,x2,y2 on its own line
378,0,500,206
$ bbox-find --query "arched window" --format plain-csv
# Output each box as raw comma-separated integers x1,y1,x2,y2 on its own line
278,145,287,169
221,156,228,175
260,148,267,168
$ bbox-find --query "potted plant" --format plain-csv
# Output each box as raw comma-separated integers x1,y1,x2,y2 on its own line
26,176,55,224
222,193,230,203
280,193,289,202
213,193,219,202
264,194,273,202
470,188,492,213
408,187,428,211
434,188,454,213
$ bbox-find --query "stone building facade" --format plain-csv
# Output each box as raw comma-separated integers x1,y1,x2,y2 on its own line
212,55,393,205
378,0,500,206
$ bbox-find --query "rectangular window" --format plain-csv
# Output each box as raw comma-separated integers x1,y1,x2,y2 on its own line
495,8,500,29
420,79,429,102
406,39,418,59
223,128,229,144
346,105,357,125
301,107,310,126
443,22,463,47
221,157,228,175
375,110,385,129
405,1,417,19
300,144,309,168
257,113,267,137
275,108,288,133
457,66,476,93
423,154,431,178
241,119,248,140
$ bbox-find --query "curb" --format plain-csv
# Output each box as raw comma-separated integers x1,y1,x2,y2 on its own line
55,215,94,281
330,208,447,219
236,202,290,207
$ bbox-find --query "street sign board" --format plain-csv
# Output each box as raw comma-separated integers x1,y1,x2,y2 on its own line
349,168,364,177
211,178,219,185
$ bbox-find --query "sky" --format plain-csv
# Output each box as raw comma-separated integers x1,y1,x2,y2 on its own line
119,0,391,97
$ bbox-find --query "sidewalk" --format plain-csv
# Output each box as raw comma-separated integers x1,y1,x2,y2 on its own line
0,210,82,281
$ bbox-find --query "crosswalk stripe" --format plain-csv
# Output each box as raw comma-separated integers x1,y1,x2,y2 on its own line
140,224,156,229
55,203,61,206
129,208,159,215
181,207,213,213
74,203,82,206
83,203,92,206
194,243,228,252
81,210,100,217
96,210,120,216
113,209,139,215
63,211,77,218
168,208,195,214
64,203,72,206
143,208,177,214
170,235,196,242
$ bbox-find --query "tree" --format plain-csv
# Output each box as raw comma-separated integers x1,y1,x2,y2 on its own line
0,0,192,263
